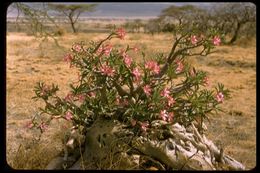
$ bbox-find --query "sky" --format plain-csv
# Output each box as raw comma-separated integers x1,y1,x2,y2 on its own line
7,2,215,18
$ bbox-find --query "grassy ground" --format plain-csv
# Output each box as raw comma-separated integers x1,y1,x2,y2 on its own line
6,31,256,169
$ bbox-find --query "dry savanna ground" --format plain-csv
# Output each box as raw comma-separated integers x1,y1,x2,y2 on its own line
6,31,256,170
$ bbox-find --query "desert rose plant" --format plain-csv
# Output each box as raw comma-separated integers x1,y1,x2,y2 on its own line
30,25,229,136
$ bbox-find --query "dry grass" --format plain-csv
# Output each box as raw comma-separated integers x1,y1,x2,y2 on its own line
6,31,256,170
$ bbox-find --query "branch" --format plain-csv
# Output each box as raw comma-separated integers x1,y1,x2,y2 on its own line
84,87,102,94
93,33,114,53
73,11,82,24
112,81,130,97
156,33,188,78
171,83,192,94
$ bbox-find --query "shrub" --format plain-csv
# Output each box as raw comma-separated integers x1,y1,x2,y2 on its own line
30,26,230,136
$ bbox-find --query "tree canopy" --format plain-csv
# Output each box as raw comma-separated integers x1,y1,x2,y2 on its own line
48,4,97,33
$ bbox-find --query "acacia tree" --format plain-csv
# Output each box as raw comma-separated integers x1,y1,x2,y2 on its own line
158,5,208,33
123,19,144,33
144,18,164,35
48,3,97,33
11,3,62,47
209,3,256,44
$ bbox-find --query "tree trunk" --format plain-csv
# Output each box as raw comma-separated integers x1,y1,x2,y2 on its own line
46,119,246,170
71,21,77,33
228,22,241,44
68,16,77,33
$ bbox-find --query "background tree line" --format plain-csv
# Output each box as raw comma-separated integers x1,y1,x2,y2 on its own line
123,3,255,44
8,2,256,45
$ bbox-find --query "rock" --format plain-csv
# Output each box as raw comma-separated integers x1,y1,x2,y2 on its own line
46,157,64,170
46,119,245,170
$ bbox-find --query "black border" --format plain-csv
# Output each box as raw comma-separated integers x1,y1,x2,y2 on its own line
2,0,258,172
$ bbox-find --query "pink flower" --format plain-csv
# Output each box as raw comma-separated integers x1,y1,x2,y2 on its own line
115,97,129,106
131,119,137,126
115,96,120,105
88,92,96,98
40,122,48,131
132,46,139,53
132,67,142,81
191,35,198,45
160,110,174,122
152,64,160,74
103,44,113,56
41,85,50,96
176,61,184,74
123,53,133,67
25,121,34,129
139,121,149,132
203,76,210,86
97,47,103,55
39,85,50,96
168,112,174,122
189,68,196,77
65,111,73,121
63,54,73,63
39,90,46,97
160,87,170,98
160,110,168,121
116,28,126,40
213,36,221,46
145,61,160,74
100,64,115,77
216,92,224,103
167,96,176,107
121,99,129,106
77,94,86,102
73,44,82,52
143,85,152,96
65,92,74,102
145,61,153,69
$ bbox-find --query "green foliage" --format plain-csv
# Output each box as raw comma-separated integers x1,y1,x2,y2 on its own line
31,27,230,137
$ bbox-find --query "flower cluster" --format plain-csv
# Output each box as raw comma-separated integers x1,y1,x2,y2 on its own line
132,67,142,82
122,52,133,67
100,64,115,77
143,85,152,96
213,36,221,46
116,28,126,40
160,110,174,122
145,61,160,74
190,34,221,46
216,92,224,103
160,87,176,107
97,44,113,56
191,35,198,45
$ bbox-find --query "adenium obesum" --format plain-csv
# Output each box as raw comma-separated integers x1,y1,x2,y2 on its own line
31,27,229,136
